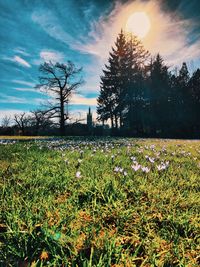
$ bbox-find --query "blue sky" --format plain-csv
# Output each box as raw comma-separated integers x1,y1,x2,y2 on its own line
0,0,200,122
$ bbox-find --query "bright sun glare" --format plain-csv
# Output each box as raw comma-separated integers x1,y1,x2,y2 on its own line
126,12,151,38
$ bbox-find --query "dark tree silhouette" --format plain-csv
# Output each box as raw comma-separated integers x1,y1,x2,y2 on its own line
97,30,200,138
14,112,29,135
30,109,53,135
97,30,149,132
36,61,83,135
188,68,200,135
97,77,116,128
98,30,129,129
123,34,149,133
147,54,170,134
176,62,191,134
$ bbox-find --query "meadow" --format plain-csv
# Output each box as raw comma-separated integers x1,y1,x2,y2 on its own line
0,137,200,266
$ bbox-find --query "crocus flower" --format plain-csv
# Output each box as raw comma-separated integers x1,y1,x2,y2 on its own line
76,171,81,178
141,166,150,173
131,163,141,171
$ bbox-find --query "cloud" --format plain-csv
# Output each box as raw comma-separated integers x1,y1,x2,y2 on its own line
70,94,97,106
0,109,30,124
32,10,79,48
74,0,200,68
69,108,97,123
14,47,30,57
14,87,40,93
12,80,35,87
3,56,31,68
79,71,101,94
13,56,31,68
0,93,46,105
32,49,65,65
0,93,27,104
31,8,100,57
40,50,64,62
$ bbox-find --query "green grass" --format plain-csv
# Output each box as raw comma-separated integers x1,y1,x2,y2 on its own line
0,136,50,140
0,138,200,266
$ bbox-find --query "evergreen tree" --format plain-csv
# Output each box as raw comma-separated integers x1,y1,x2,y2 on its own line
190,68,200,104
176,62,191,135
188,68,200,134
97,30,149,133
97,75,116,128
97,32,200,138
148,54,170,135
97,30,129,129
123,34,149,133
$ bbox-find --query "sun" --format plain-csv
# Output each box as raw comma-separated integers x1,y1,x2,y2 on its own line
126,12,151,39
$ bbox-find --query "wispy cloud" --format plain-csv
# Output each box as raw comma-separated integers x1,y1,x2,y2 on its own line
12,80,35,87
31,8,98,56
31,10,79,48
0,93,27,104
13,56,31,68
14,47,30,57
33,50,65,65
0,93,45,105
14,87,40,93
40,50,64,62
71,94,97,106
4,55,31,68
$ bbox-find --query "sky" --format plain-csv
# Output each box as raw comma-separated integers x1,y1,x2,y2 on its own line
0,0,200,123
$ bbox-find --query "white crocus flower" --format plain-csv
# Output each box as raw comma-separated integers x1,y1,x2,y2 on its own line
131,163,141,171
114,166,120,172
76,171,81,178
123,171,128,176
141,166,150,173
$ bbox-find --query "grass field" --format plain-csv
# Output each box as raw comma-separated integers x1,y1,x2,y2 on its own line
0,138,200,266
0,136,49,140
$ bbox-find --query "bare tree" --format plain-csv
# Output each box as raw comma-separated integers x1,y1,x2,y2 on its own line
36,61,83,135
1,115,11,128
30,109,53,135
14,112,30,135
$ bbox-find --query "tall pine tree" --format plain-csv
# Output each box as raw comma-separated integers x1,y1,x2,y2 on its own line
123,34,149,134
97,30,129,129
147,54,170,135
97,30,149,133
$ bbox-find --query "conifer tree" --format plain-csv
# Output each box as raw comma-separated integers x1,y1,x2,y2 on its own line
97,30,149,132
148,54,170,134
97,30,129,129
123,34,149,133
188,68,200,134
176,62,190,133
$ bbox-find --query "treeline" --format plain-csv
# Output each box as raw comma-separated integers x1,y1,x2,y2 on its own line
0,111,55,136
97,30,200,138
0,110,96,137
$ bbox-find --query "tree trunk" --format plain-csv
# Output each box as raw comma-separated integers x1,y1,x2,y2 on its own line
119,111,122,128
60,97,65,136
35,122,39,136
111,114,114,129
115,115,118,129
